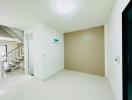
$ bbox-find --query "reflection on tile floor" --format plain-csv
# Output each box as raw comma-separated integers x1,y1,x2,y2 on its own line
0,69,115,100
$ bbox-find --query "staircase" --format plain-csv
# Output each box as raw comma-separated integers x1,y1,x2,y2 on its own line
0,44,24,78
0,25,24,43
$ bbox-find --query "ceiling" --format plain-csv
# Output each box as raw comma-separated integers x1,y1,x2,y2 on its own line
0,0,115,33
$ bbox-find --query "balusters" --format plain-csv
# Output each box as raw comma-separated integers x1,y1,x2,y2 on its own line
0,44,24,79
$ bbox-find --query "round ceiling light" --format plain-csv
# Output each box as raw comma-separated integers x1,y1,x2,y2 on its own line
56,0,75,15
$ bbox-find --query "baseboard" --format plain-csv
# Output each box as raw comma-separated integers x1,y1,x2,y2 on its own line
105,77,116,100
42,68,64,81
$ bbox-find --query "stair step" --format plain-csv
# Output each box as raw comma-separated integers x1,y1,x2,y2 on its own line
11,65,16,67
12,60,20,63
5,69,12,72
17,58,24,61
10,66,20,71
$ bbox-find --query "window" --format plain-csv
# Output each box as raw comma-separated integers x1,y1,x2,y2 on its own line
0,45,7,61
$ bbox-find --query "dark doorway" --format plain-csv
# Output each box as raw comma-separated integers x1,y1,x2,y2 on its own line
123,1,132,100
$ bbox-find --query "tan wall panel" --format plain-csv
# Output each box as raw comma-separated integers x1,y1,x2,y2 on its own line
64,26,104,76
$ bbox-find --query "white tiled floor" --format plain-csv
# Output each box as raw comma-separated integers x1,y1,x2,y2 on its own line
0,69,32,90
0,69,115,100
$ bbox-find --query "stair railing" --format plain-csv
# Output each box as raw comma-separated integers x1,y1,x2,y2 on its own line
0,44,24,79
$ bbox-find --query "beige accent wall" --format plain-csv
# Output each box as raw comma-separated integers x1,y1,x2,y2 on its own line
64,26,104,76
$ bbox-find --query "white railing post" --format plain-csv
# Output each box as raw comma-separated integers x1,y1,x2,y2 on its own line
0,61,5,79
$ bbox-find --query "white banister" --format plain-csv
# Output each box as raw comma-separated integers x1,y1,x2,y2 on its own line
0,44,24,79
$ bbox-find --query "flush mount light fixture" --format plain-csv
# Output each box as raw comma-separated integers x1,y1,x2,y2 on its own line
56,0,75,15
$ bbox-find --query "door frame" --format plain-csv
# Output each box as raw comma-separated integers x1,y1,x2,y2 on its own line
26,33,34,76
122,1,132,100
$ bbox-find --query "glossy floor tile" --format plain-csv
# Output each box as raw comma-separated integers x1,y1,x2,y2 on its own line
0,70,115,100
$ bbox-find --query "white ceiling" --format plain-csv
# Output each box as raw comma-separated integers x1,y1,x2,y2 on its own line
0,0,115,33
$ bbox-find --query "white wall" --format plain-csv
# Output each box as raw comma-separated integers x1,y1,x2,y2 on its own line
105,0,130,100
24,24,64,80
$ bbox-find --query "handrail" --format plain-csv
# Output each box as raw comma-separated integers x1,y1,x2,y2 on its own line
0,44,23,60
